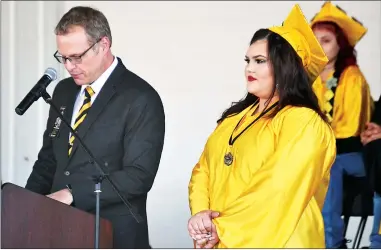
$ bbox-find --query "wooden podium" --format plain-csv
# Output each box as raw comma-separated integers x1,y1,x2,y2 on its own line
1,183,113,248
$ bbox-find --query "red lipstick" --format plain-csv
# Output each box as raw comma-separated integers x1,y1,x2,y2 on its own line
247,76,257,82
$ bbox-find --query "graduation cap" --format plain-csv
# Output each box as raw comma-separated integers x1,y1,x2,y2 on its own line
268,4,329,83
310,1,367,47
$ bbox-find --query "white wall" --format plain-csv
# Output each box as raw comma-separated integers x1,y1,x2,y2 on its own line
1,1,65,186
1,1,380,248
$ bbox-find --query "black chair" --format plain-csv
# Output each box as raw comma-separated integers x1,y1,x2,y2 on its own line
342,174,374,249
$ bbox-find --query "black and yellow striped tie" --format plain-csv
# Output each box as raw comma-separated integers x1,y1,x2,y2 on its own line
68,86,95,156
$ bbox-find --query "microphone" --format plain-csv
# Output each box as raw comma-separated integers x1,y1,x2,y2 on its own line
15,67,57,116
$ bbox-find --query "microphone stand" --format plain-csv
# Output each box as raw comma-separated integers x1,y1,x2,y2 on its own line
40,90,141,248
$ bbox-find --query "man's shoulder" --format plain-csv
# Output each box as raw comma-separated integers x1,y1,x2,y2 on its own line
120,68,153,90
118,68,163,105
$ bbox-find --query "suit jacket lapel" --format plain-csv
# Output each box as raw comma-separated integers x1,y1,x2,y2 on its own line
55,82,80,168
67,58,126,165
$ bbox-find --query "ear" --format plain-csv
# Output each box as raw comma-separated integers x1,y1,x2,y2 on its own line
100,36,111,51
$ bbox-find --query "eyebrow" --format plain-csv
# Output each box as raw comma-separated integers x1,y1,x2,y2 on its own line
67,53,82,57
56,51,82,57
320,35,332,39
245,55,267,59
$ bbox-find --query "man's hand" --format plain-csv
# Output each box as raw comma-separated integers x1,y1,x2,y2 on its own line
46,188,73,205
361,122,381,145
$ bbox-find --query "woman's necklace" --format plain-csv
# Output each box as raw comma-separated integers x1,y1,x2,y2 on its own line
224,101,278,166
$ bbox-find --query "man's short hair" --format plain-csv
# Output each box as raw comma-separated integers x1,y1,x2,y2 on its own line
55,6,112,47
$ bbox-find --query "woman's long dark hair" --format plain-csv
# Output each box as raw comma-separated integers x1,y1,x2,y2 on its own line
217,29,327,123
312,21,357,80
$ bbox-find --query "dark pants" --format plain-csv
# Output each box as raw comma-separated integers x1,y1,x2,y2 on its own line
109,214,151,249
322,152,381,248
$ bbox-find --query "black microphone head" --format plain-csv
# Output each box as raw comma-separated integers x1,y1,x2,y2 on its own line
15,67,58,116
45,67,58,81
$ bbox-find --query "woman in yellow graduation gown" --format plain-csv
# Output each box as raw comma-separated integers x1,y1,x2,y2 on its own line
310,2,376,248
187,5,336,248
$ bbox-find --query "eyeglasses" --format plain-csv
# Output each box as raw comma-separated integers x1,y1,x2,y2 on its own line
54,38,101,64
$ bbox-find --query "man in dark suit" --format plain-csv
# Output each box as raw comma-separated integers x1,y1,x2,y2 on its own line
25,6,165,249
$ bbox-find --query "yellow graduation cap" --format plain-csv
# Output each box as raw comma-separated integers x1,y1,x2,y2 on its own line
311,1,367,47
268,4,328,83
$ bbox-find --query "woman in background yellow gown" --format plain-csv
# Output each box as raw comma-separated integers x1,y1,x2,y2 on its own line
187,4,336,248
310,2,376,248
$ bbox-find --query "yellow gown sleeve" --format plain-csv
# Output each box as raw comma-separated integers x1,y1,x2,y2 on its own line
213,108,336,248
333,67,373,138
189,145,210,216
